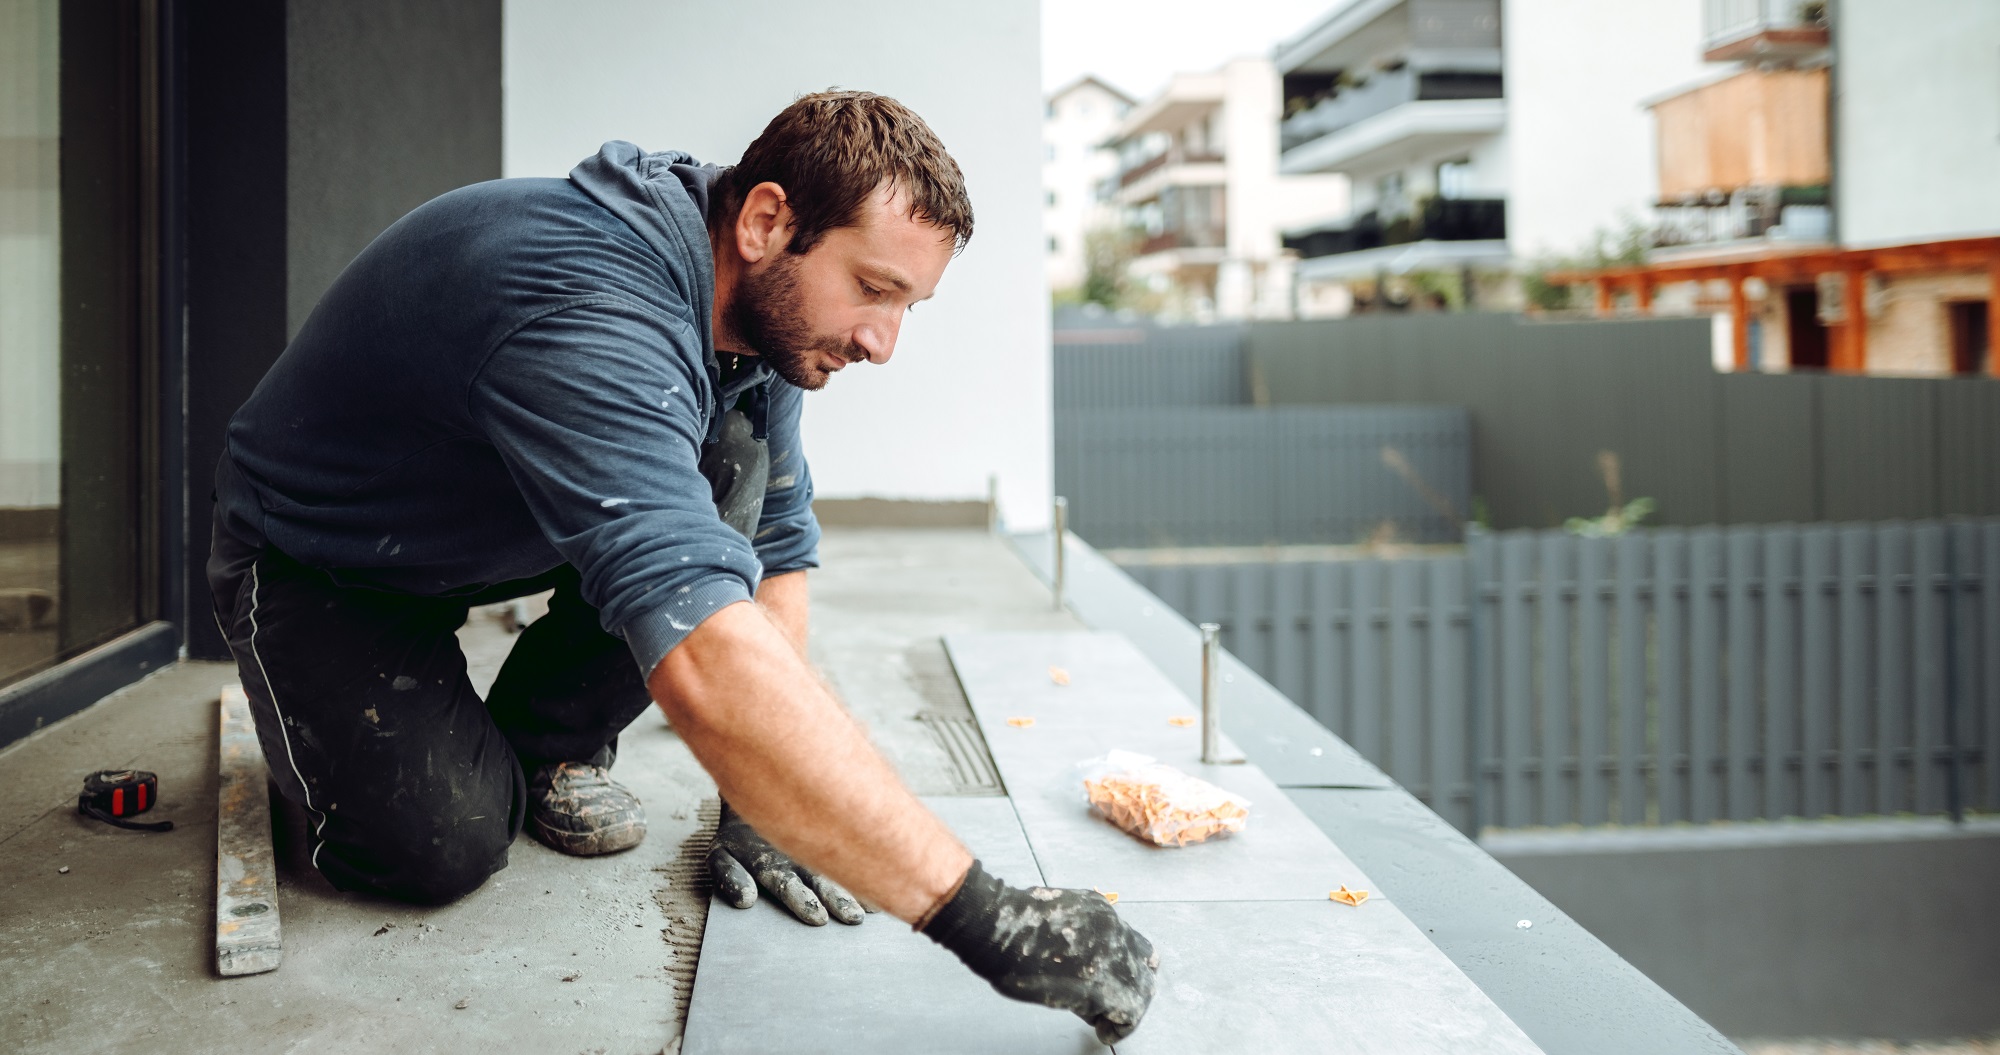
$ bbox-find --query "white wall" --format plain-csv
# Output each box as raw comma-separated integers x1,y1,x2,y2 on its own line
503,0,1052,527
1837,0,2000,247
1502,0,1708,259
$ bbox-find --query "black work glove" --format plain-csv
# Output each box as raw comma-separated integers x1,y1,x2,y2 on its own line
708,800,866,927
922,859,1159,1044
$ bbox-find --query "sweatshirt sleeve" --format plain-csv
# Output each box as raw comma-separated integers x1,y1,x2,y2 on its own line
469,299,758,678
750,377,821,576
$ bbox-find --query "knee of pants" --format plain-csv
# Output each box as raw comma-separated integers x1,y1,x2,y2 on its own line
319,801,517,906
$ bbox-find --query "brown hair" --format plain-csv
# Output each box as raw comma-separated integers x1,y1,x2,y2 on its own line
713,90,974,256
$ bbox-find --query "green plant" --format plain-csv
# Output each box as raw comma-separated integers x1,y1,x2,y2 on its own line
1078,225,1137,308
1564,450,1655,537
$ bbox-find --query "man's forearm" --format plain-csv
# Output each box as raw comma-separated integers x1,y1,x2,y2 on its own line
648,599,970,922
756,570,809,658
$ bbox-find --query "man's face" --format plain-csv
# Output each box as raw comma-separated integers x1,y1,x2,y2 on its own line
728,185,954,390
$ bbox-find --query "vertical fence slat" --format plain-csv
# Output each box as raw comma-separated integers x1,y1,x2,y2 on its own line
1838,526,1873,816
1763,527,1801,819
1272,563,1307,713
1236,565,1270,694
1657,529,1691,824
1351,559,1385,766
1309,562,1346,739
1615,533,1649,824
1500,533,1536,827
1912,524,1946,815
1539,533,1574,827
1983,523,2000,812
1689,529,1725,823
1877,524,1913,814
1946,522,1978,815
1389,561,1425,795
1577,536,1611,826
1800,527,1835,818
1430,557,1473,834
1471,529,1501,832
1725,529,1761,821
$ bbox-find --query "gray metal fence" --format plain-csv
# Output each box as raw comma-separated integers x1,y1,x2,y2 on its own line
1054,324,1245,411
1120,518,2000,834
1057,315,2000,529
1055,406,1470,548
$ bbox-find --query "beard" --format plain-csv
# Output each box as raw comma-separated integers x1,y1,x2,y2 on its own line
726,252,865,391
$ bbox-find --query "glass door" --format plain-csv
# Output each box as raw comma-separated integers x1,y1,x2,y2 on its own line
0,0,157,688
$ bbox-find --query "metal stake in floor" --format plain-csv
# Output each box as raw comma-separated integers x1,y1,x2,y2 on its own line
1199,624,1243,765
1051,496,1068,612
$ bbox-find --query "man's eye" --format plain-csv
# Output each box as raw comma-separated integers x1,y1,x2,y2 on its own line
860,282,880,297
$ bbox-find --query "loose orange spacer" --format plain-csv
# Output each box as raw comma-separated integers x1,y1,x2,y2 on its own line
1006,716,1035,728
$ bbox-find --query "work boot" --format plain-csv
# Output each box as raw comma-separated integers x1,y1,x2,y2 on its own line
527,750,646,856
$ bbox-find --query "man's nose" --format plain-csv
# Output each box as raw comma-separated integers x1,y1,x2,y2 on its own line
855,313,900,365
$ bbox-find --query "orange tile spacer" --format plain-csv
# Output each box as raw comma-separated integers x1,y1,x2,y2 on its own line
1006,716,1036,728
1048,666,1071,686
1167,715,1197,727
1329,885,1369,907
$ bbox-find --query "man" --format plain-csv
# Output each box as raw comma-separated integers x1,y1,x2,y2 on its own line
206,92,1157,1041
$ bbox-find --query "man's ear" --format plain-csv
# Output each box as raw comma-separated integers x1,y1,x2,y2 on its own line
735,181,793,264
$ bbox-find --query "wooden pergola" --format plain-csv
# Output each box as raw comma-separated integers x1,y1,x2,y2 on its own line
1547,235,2000,375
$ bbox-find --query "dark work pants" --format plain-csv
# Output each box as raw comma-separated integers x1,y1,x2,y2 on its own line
206,521,655,904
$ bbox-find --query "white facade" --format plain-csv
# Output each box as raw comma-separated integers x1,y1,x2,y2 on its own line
1043,77,1132,293
1275,0,1708,294
502,0,1053,527
1502,0,1708,260
1110,58,1347,319
1835,0,2000,247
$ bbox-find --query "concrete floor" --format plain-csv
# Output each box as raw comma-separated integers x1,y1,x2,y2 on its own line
0,528,1079,1055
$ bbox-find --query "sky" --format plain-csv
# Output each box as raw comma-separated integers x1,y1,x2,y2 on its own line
1041,0,1339,99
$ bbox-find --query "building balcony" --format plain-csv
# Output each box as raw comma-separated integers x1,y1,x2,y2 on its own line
1112,149,1227,207
1137,224,1227,258
1649,185,1832,260
1702,0,1829,63
1117,148,1225,189
1279,88,1504,177
1285,197,1508,279
1287,197,1505,258
1280,66,1502,153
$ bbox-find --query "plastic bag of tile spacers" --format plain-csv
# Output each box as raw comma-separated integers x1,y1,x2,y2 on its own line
1079,749,1251,848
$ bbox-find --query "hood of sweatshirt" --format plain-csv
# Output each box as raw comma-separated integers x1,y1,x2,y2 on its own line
568,141,727,375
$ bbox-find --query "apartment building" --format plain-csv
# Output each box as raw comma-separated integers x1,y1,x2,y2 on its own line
1103,58,1347,320
1043,76,1134,294
1274,0,1711,315
1556,0,2000,377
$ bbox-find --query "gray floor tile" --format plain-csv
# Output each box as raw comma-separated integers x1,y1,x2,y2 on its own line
1112,900,1543,1055
681,797,1105,1055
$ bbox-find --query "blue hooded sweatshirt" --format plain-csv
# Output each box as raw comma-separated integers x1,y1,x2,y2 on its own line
215,142,817,678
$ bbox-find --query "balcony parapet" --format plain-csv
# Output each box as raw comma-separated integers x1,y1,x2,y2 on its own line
1281,66,1502,152
1285,197,1506,260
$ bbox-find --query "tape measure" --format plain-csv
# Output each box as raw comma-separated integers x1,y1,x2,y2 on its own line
77,770,174,832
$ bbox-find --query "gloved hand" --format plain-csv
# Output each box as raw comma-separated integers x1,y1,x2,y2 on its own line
707,800,866,926
921,859,1159,1044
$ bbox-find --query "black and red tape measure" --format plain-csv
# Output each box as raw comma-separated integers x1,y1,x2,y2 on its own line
78,770,174,832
